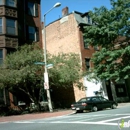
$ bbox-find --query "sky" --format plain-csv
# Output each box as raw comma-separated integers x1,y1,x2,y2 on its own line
41,0,112,25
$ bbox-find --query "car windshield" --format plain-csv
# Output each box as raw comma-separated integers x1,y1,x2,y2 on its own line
78,97,91,102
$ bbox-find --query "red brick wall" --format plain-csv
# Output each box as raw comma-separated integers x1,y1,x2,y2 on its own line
78,27,96,70
45,14,81,54
43,13,87,102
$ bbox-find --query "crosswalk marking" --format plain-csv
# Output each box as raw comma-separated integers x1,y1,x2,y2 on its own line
1,113,130,127
75,114,114,122
98,115,130,123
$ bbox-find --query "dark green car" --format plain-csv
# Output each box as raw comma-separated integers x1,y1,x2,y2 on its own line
71,96,118,113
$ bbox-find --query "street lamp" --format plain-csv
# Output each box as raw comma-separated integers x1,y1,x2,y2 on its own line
43,2,61,112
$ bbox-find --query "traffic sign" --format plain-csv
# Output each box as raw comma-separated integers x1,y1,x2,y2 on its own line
44,82,49,89
46,64,53,69
34,62,45,65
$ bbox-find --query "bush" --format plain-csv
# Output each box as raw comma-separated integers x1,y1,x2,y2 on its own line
0,105,9,116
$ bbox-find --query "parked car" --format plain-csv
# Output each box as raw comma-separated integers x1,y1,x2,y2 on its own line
71,96,118,113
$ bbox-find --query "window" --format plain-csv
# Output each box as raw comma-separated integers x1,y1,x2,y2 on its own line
28,2,38,16
83,34,89,49
0,18,2,34
6,0,16,7
6,19,16,35
87,15,91,24
79,98,87,102
94,45,99,51
28,26,39,42
0,0,3,5
0,49,3,65
99,97,108,101
85,58,90,70
0,89,4,104
92,97,100,102
118,88,124,93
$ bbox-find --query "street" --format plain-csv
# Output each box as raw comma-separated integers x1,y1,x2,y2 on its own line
0,105,130,130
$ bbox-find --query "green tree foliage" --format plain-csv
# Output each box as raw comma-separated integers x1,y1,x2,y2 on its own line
0,44,44,106
84,0,130,81
0,44,82,109
48,53,83,88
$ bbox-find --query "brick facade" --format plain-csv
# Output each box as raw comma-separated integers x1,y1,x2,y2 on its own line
0,0,42,108
43,9,97,102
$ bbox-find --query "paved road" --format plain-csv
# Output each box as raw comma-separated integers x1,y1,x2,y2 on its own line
0,104,130,130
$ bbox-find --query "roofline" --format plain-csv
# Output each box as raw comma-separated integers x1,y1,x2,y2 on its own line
45,10,90,27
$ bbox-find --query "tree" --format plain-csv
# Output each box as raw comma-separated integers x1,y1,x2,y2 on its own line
0,44,82,110
47,53,83,88
84,0,130,81
0,44,44,110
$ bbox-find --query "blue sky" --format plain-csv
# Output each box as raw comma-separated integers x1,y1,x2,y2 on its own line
41,0,112,25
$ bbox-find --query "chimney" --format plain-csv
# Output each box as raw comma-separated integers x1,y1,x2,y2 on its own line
62,7,69,17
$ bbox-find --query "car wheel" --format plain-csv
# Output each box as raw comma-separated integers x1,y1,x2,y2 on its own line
92,106,98,112
79,110,83,113
111,104,117,109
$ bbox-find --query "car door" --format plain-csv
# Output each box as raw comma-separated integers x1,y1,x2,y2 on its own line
99,97,111,108
91,97,103,109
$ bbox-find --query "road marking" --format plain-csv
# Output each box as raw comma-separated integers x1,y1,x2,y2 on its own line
1,113,130,126
9,121,118,126
77,115,114,122
98,115,130,123
14,121,34,123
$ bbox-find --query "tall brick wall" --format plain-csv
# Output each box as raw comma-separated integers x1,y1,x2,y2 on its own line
46,14,80,54
78,27,96,70
44,13,86,102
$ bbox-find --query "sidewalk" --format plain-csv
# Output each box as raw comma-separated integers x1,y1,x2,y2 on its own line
0,109,73,123
0,102,130,123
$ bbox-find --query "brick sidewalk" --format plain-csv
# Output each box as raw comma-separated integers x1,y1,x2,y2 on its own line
0,109,73,123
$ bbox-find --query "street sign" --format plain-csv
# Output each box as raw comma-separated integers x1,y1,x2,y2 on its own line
46,64,53,69
44,82,49,89
34,62,45,65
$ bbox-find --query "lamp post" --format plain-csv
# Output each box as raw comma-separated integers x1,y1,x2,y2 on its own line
43,2,61,112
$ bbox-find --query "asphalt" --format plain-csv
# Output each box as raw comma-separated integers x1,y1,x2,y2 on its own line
0,103,130,123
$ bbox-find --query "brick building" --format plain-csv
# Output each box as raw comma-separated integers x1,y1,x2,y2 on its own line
0,0,42,108
43,7,130,106
42,7,100,107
